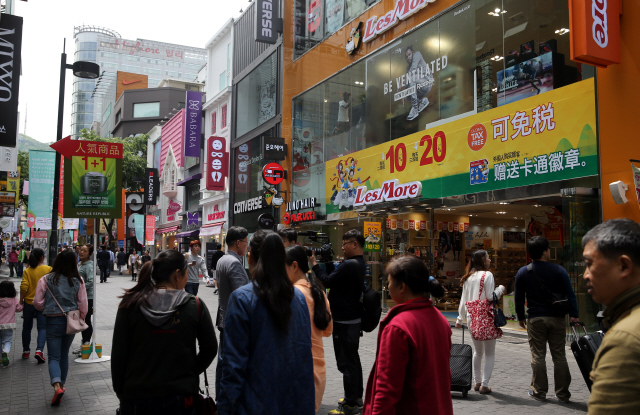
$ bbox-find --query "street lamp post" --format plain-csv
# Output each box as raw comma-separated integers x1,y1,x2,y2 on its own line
49,40,99,265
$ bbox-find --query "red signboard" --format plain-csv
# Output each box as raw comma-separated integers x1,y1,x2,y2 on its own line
262,162,285,185
284,210,316,224
206,136,229,191
569,0,622,67
145,215,155,245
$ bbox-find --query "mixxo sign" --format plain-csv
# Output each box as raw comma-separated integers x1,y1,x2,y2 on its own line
206,136,229,191
353,179,422,206
0,14,23,147
569,0,621,67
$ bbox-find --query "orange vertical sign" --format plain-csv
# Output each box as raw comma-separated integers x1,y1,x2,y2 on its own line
569,0,622,67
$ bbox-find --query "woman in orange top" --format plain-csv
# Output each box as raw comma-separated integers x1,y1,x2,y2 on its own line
286,245,333,412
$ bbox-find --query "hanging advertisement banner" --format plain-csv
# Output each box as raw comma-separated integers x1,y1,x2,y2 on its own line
0,14,23,147
57,218,80,230
633,163,640,209
7,168,19,208
144,168,159,205
206,136,228,191
325,80,598,215
51,137,123,219
133,213,145,245
363,221,381,252
28,151,56,228
145,215,155,245
58,163,64,216
184,91,202,158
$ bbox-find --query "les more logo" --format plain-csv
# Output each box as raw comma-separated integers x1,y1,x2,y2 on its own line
592,0,608,48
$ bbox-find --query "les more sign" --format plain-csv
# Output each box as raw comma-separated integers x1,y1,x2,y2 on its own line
569,0,621,67
354,179,422,206
363,0,436,43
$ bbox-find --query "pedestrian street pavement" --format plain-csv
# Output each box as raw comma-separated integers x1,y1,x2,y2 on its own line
0,266,590,414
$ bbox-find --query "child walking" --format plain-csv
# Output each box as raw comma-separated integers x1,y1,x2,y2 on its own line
0,281,23,366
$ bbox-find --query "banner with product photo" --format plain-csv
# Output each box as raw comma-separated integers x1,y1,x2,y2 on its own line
325,79,598,215
632,163,640,208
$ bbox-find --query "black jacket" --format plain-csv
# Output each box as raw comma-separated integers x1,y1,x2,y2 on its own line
210,251,225,270
117,251,127,266
97,249,111,267
313,255,366,321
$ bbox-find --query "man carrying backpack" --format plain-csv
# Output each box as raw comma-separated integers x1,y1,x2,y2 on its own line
311,229,366,415
515,236,579,403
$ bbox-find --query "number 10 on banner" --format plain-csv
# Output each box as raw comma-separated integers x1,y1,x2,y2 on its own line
385,131,447,173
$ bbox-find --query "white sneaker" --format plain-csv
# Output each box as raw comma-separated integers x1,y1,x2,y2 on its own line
418,97,429,112
406,107,420,121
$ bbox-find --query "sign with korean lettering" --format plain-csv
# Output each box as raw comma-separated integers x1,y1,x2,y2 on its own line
262,137,286,160
364,222,382,252
325,79,597,215
206,136,228,191
184,91,202,158
7,168,19,207
50,137,123,219
28,150,56,228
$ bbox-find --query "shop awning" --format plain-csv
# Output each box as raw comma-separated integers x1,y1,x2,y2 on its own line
156,226,179,234
175,230,200,238
200,221,225,236
177,173,202,186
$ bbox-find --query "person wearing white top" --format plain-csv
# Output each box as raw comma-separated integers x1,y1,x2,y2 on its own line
456,250,505,394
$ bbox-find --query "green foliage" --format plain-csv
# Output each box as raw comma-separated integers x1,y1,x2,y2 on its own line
17,150,29,207
79,129,148,191
17,134,52,152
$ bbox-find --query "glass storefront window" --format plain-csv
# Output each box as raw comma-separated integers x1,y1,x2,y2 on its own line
186,183,201,212
133,102,160,118
236,53,278,138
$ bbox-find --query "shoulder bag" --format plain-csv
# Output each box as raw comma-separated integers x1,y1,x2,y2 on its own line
466,272,503,341
527,263,571,315
195,296,218,415
45,275,88,335
493,292,507,327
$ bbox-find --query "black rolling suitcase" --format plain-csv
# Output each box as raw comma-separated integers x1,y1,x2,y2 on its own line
570,322,604,391
450,324,473,397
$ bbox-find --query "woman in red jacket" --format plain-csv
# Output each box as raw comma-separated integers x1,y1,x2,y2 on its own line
363,255,453,415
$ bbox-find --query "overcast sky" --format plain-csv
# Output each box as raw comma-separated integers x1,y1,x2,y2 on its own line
14,0,242,143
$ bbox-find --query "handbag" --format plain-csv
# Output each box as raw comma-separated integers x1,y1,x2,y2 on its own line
493,292,507,327
195,296,218,414
527,263,571,315
466,272,502,341
45,275,89,335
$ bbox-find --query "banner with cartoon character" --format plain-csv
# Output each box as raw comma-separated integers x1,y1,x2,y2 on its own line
363,221,382,252
325,79,598,216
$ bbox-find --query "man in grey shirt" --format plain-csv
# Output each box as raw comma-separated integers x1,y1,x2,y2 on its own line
185,240,208,296
214,226,249,397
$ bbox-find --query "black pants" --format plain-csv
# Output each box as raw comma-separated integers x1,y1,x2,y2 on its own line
99,265,109,282
184,282,199,296
215,328,224,399
333,322,363,405
82,299,93,344
119,394,200,415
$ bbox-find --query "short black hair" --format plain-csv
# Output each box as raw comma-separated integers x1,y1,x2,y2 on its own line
215,243,222,250
278,228,298,244
527,236,549,260
0,280,17,298
343,229,365,249
582,219,640,266
226,226,249,246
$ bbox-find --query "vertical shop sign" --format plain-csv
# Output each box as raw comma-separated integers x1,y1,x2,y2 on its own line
386,218,391,229
28,150,56,229
390,219,397,230
453,223,459,232
363,222,381,252
144,168,159,205
145,215,155,245
7,168,19,208
397,219,403,229
409,220,415,230
0,14,23,147
255,0,281,44
184,91,202,158
632,163,640,209
420,221,427,231
133,214,145,245
206,136,229,191
464,223,469,232
235,142,252,193
58,164,64,216
569,0,622,67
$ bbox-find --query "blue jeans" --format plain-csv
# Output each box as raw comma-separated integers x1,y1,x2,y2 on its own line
99,265,109,282
17,262,23,277
1,329,13,353
22,302,47,352
184,282,199,296
46,316,75,386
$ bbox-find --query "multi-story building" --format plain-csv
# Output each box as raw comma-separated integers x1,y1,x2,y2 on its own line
72,25,206,138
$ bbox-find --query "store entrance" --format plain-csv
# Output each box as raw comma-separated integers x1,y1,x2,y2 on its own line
432,194,602,333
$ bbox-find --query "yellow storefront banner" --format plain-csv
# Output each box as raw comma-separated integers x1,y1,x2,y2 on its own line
7,167,19,208
364,221,382,252
325,79,597,214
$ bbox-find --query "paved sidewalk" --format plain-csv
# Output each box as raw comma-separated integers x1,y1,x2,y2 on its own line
0,269,590,414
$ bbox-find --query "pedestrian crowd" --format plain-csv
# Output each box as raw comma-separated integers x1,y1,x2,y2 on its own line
0,218,639,414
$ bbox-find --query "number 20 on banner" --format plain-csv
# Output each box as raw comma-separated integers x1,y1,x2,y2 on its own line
385,131,447,173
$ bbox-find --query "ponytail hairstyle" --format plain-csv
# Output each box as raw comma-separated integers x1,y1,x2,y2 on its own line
50,249,83,286
386,255,445,298
28,248,45,269
460,249,489,286
118,249,188,309
286,245,332,330
250,230,294,332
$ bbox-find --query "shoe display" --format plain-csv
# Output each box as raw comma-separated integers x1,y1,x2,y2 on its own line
22,351,29,359
2,352,8,367
406,107,420,121
329,403,361,415
35,350,46,364
418,97,429,112
338,398,363,408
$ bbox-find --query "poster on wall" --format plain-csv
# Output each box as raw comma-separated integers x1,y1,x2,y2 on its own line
28,151,56,228
325,0,344,33
325,79,598,216
526,207,563,242
497,52,555,106
363,221,381,252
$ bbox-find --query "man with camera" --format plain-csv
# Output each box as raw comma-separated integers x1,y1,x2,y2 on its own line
311,229,366,415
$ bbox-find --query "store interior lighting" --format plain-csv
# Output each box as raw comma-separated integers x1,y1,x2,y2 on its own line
490,55,504,61
555,28,570,35
488,8,507,16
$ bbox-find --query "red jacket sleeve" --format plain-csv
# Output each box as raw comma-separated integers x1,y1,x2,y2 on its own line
371,325,410,415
